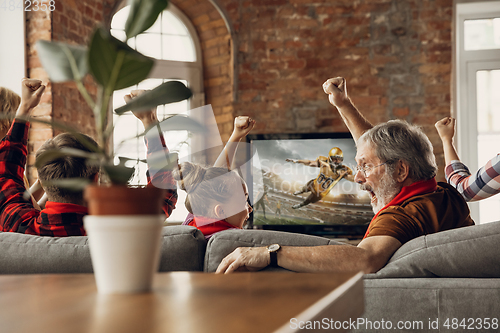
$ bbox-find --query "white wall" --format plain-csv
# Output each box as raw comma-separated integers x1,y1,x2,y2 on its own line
0,7,26,95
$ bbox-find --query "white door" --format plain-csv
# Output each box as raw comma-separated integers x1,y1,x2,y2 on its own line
456,2,500,223
465,62,500,223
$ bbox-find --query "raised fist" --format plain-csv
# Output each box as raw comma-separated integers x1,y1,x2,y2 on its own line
232,116,256,139
16,78,46,116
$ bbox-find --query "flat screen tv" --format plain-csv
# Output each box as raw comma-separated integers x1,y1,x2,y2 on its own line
245,132,373,239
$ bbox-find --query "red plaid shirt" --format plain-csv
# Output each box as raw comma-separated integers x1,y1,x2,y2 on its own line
0,119,177,236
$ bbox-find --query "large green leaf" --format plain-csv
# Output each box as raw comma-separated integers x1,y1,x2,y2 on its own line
125,0,169,39
157,114,206,133
145,151,178,171
114,81,192,115
36,40,88,82
103,164,136,184
88,27,154,91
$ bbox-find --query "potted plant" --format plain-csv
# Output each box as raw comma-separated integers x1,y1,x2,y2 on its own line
34,0,200,293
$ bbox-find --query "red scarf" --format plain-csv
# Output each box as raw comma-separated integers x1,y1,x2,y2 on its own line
188,216,239,239
41,201,89,215
364,178,437,239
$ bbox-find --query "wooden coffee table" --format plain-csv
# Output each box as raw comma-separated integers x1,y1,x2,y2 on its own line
0,271,363,333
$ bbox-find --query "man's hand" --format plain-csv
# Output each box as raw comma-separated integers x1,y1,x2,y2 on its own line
215,247,270,274
435,117,455,143
124,90,158,129
321,76,372,142
15,78,46,118
231,116,256,141
323,77,349,109
285,158,297,163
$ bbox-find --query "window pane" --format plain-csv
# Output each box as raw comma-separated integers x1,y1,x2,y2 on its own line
109,5,197,62
110,29,126,42
464,18,500,50
111,6,130,30
136,33,163,59
137,78,164,90
147,13,162,34
162,11,189,36
476,69,500,223
162,35,196,62
476,69,500,133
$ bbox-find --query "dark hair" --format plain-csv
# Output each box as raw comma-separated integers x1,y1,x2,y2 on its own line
36,132,100,204
0,87,21,136
172,162,243,219
358,120,438,181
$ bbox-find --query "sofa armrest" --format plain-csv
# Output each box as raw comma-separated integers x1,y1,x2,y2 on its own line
368,221,500,278
204,229,346,272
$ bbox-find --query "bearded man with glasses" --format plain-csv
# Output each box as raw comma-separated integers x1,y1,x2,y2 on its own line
216,77,473,275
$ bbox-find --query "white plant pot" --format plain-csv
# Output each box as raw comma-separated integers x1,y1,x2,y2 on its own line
84,215,164,294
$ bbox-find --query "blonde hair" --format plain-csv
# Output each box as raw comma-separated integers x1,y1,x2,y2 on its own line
0,87,21,135
172,162,244,219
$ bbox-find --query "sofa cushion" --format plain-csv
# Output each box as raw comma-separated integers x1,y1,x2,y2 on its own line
159,225,206,272
204,229,346,272
367,221,500,278
0,225,206,274
0,232,92,274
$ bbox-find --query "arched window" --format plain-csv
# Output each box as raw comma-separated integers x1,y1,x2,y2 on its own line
111,3,204,222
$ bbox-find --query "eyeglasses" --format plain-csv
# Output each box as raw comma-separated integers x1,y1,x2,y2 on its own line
355,162,387,177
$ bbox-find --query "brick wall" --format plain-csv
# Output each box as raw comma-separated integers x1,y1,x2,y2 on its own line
26,0,454,181
170,0,234,147
25,0,118,183
213,0,453,180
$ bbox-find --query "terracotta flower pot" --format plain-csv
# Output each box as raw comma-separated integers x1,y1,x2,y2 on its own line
84,185,166,215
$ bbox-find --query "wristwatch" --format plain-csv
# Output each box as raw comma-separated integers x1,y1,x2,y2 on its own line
267,244,281,267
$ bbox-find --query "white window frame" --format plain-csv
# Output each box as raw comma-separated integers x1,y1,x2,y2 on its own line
455,0,500,222
0,7,26,94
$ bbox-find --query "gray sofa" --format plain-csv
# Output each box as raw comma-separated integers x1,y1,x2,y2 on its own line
0,226,206,274
1,222,499,333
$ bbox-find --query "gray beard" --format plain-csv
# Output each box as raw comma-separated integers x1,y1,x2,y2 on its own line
371,172,402,214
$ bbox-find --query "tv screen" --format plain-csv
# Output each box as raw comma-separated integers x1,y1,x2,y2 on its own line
246,133,373,238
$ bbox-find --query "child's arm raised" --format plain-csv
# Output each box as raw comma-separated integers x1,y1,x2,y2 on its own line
15,79,46,120
125,90,178,218
435,116,500,202
0,79,46,233
435,117,460,166
214,116,256,170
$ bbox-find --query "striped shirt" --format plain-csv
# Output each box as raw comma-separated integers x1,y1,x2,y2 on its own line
445,155,500,202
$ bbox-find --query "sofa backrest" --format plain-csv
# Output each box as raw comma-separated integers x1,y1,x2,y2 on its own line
204,229,346,272
206,222,500,278
367,221,500,278
0,226,206,274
